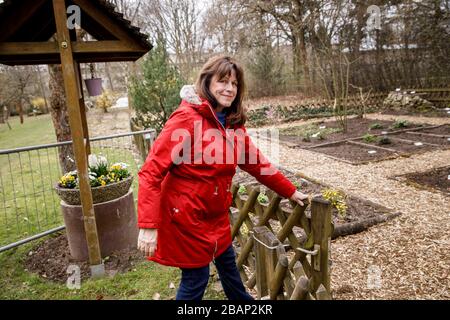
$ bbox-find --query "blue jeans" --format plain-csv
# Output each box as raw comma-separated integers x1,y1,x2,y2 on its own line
176,244,254,300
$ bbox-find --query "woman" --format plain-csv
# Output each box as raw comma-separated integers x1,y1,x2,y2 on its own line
137,55,309,300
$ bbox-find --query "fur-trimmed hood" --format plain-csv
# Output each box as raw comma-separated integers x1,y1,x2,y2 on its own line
180,85,202,105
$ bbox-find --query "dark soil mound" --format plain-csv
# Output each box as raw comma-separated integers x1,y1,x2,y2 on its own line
24,233,145,283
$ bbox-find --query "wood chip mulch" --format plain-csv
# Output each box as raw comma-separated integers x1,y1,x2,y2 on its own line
254,114,450,299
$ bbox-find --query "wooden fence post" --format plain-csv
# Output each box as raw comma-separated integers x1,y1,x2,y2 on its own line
264,231,282,299
253,226,269,299
310,198,332,293
269,247,288,300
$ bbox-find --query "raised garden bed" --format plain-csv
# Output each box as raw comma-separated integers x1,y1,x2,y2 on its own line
307,140,398,164
390,131,450,146
278,117,429,148
232,168,400,240
391,165,450,195
419,124,450,135
353,137,438,154
279,120,449,165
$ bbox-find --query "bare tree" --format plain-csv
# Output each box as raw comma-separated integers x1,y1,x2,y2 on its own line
139,0,206,80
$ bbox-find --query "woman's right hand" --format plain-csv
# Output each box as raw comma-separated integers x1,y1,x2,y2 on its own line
137,228,158,257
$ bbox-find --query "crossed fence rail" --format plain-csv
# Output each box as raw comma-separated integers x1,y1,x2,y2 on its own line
0,129,155,252
229,183,333,300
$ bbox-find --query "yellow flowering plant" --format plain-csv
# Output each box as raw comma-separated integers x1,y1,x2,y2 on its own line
58,171,78,188
58,155,131,189
321,188,348,218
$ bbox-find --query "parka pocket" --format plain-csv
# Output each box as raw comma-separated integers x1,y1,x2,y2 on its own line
169,192,200,228
166,174,233,222
195,180,233,220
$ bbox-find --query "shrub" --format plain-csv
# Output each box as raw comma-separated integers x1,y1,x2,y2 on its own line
30,97,46,113
362,133,378,143
369,123,383,130
392,119,410,129
96,90,114,113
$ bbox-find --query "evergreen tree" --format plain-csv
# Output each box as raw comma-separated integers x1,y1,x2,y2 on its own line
129,40,184,133
247,43,284,97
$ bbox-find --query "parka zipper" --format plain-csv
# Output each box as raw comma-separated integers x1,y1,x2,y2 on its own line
206,103,227,131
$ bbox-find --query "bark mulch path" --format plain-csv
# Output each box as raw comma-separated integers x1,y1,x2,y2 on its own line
254,114,450,299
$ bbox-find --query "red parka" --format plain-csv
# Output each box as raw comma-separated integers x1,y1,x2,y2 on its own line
137,98,296,268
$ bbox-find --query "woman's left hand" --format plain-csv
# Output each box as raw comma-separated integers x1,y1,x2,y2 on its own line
290,190,309,206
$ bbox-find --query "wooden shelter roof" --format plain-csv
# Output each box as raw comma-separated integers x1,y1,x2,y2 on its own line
0,0,152,65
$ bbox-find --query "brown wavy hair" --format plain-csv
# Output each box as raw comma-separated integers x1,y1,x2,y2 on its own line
195,55,247,126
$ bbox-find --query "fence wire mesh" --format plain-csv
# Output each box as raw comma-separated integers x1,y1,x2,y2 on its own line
0,130,155,251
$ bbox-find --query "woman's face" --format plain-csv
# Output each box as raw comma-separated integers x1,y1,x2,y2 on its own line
209,69,238,111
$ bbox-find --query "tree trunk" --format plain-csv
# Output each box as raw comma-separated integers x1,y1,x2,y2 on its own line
298,28,311,93
104,62,115,92
0,105,4,123
48,64,76,173
17,98,24,124
36,66,49,113
292,27,310,94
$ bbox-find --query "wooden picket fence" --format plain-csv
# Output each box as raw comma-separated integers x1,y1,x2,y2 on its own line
229,183,334,300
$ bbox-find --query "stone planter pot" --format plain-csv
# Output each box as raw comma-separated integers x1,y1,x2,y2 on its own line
55,176,133,205
61,189,138,261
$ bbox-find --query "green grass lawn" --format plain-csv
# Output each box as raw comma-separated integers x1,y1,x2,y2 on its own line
0,115,142,248
0,234,225,300
0,115,229,300
0,114,56,150
1,115,62,246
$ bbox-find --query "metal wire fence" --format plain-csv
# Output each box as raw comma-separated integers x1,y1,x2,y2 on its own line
0,129,155,252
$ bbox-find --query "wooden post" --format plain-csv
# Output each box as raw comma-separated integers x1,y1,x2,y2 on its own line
236,193,280,268
269,249,288,300
264,231,280,299
290,276,309,300
253,226,269,299
310,198,332,292
283,269,295,299
75,62,91,155
70,28,91,155
52,0,104,277
315,284,332,300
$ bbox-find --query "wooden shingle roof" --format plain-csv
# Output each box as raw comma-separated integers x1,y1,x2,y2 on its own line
0,0,152,65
